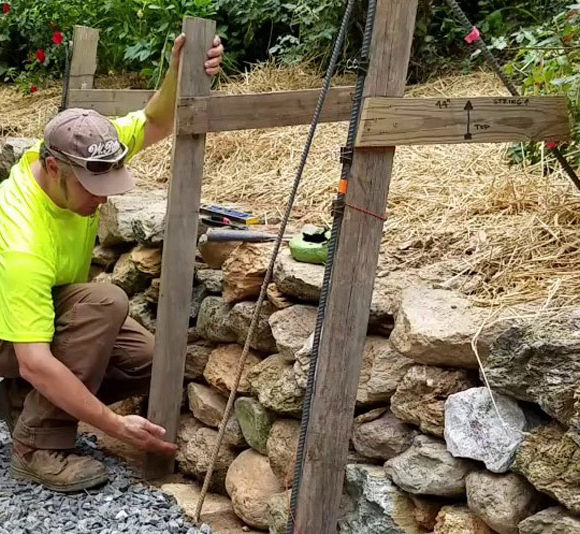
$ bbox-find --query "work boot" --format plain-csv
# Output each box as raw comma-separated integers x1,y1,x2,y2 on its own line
10,446,109,493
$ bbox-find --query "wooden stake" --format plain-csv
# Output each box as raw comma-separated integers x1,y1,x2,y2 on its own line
145,16,216,479
294,1,418,532
69,26,100,90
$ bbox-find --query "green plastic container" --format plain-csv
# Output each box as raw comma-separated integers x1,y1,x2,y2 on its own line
290,227,330,265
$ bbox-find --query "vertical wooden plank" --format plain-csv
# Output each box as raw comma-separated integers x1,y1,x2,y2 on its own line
294,1,418,532
145,16,216,478
69,26,100,90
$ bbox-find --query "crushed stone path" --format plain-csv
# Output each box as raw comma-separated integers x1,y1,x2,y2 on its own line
0,422,212,534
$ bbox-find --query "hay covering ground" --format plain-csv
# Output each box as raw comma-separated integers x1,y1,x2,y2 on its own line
1,64,579,310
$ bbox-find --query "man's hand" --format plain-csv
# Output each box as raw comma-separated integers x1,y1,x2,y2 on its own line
112,415,178,455
15,343,178,456
171,33,224,76
205,36,224,76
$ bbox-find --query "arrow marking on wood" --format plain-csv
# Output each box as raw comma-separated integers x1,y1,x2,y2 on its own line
464,100,473,140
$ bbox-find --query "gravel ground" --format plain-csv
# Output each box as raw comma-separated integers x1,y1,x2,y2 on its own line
0,422,212,534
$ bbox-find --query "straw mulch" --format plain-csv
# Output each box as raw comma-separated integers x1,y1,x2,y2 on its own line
1,64,579,311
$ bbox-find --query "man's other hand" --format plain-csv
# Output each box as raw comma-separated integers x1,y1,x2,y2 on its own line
114,414,178,455
171,33,224,76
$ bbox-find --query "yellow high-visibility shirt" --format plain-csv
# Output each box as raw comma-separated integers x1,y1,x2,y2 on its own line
0,110,147,342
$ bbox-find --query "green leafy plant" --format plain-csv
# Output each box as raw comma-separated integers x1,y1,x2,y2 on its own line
215,0,365,69
0,0,216,90
504,6,579,168
97,0,216,86
411,0,570,82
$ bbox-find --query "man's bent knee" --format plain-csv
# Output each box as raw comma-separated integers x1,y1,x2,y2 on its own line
87,284,129,318
54,283,129,324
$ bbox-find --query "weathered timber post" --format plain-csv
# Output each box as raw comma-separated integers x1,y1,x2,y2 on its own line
69,26,100,90
294,1,418,532
145,16,216,478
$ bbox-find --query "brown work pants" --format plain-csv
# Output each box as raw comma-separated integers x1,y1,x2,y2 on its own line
0,283,154,450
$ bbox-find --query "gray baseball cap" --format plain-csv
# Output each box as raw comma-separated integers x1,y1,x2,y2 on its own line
44,108,135,196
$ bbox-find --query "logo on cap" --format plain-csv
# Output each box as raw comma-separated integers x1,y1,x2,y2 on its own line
88,140,121,159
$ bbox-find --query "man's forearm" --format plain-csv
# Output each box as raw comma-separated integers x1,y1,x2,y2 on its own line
145,62,180,135
141,34,222,149
17,345,122,437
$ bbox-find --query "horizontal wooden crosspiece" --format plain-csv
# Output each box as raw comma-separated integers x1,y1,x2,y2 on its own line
176,86,355,134
355,96,570,147
69,86,356,132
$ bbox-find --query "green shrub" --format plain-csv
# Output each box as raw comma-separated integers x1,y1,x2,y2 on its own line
0,0,576,92
0,0,216,90
411,0,570,81
214,0,365,68
504,6,579,168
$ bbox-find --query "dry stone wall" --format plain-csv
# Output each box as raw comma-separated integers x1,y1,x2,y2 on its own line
94,190,580,533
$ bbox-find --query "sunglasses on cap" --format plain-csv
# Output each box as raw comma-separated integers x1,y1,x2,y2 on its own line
46,143,129,174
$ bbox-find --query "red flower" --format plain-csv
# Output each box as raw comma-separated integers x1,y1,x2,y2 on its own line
52,31,64,45
545,142,557,150
36,49,46,63
29,86,38,93
2,4,10,14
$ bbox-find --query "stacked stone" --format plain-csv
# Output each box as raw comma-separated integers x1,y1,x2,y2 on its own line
95,191,580,534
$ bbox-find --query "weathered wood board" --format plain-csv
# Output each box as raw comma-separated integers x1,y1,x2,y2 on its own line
294,1,418,532
145,16,215,478
356,96,570,147
69,26,100,90
69,89,155,116
177,86,355,134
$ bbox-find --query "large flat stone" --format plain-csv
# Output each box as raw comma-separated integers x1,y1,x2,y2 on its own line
234,397,275,455
338,464,424,534
444,387,528,473
466,471,542,534
273,248,323,302
187,383,227,428
391,365,476,437
518,507,580,534
390,288,513,368
229,301,278,353
225,449,283,530
385,435,477,498
352,409,418,461
222,243,275,304
484,317,580,431
512,423,580,514
98,189,167,247
269,305,317,360
203,344,262,395
247,354,304,417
